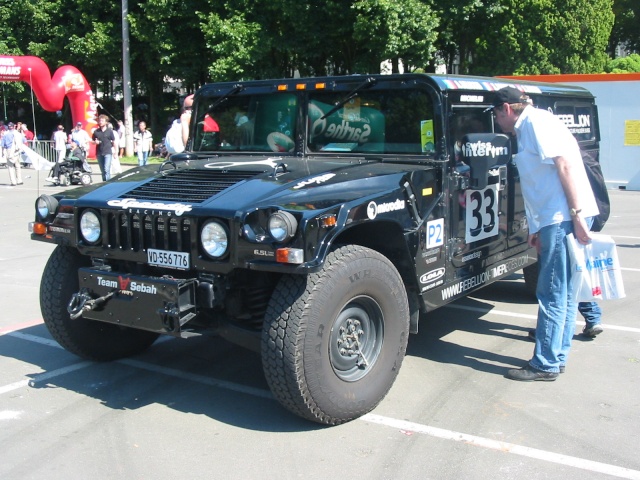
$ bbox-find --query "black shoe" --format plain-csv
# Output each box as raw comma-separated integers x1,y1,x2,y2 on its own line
582,325,603,338
559,365,565,374
506,365,558,382
528,329,536,341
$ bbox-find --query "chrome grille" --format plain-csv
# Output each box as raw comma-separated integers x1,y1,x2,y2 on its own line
123,169,262,203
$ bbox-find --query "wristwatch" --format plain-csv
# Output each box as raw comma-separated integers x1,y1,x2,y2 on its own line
570,208,582,217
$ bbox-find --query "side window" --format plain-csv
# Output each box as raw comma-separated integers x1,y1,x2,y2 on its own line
554,102,595,143
450,108,494,166
307,89,436,155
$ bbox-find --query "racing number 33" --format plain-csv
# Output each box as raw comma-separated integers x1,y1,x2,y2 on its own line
465,184,499,243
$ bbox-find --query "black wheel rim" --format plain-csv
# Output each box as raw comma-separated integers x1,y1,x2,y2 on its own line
329,295,384,382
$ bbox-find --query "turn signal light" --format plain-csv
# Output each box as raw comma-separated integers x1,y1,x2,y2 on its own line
276,248,304,264
31,222,47,235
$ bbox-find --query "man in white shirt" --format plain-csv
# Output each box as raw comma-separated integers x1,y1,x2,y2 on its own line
491,87,598,382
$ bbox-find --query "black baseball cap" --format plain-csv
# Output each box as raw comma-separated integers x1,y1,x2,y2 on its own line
488,87,530,110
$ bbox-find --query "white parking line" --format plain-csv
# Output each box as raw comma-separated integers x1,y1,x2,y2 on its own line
446,304,640,334
362,414,640,480
2,330,640,479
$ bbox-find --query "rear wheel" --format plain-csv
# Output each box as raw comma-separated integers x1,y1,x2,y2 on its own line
262,245,409,425
40,246,159,361
80,173,92,185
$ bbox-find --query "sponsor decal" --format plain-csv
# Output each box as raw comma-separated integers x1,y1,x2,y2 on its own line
425,256,438,265
460,95,484,103
49,226,71,234
367,199,405,220
107,198,192,216
422,279,444,291
427,219,444,248
420,267,445,284
96,275,157,295
462,141,508,158
204,158,281,169
421,247,441,258
555,113,591,135
441,255,529,300
293,173,336,190
462,251,481,262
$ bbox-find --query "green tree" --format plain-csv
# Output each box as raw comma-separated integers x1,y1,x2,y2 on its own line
609,0,640,54
352,0,439,74
472,0,614,75
605,53,640,72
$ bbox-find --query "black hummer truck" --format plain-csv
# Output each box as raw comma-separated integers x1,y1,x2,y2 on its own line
30,74,600,425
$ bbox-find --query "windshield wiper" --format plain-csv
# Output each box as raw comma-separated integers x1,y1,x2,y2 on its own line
320,77,377,120
205,84,245,114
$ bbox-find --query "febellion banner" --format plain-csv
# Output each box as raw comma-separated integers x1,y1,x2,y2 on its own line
0,55,98,137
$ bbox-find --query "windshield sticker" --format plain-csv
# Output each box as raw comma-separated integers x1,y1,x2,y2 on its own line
555,113,591,135
108,198,193,216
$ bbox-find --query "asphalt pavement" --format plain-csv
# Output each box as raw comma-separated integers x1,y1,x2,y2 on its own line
1,167,639,480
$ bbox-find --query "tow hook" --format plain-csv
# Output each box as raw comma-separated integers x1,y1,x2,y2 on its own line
67,288,115,320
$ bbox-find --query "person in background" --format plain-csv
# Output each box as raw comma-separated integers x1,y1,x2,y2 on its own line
1,122,24,185
92,114,115,181
165,94,193,154
22,124,34,142
117,120,126,158
70,122,91,156
133,120,153,166
52,125,67,164
109,122,122,175
490,87,599,382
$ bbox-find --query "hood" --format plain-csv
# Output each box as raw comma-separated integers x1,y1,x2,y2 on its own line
66,155,422,213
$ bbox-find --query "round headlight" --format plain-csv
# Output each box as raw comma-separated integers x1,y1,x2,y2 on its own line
35,195,58,221
80,210,101,244
201,221,228,258
268,211,298,243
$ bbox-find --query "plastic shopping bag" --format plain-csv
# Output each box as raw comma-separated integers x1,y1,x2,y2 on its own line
567,233,626,301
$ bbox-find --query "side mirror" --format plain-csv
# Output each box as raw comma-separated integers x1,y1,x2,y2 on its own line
460,133,511,189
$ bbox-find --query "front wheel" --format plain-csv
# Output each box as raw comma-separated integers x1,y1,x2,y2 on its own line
262,245,409,425
40,246,159,361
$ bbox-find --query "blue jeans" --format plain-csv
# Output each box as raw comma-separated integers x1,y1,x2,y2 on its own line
97,154,112,181
578,301,601,328
530,220,578,373
137,150,149,166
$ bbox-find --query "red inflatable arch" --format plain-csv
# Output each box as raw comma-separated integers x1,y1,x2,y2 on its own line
0,55,98,138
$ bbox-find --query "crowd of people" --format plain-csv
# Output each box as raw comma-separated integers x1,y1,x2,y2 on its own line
1,112,164,185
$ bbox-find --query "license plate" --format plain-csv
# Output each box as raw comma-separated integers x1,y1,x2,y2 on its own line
147,248,190,270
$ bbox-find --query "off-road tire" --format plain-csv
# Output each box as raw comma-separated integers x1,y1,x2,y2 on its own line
40,246,159,361
523,263,539,298
262,245,409,425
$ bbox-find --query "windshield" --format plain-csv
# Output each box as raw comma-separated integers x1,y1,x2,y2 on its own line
192,85,436,156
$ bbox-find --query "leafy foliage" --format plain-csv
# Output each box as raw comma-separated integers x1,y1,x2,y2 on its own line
0,0,632,133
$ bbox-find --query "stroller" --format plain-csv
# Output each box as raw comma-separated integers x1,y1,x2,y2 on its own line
47,145,93,186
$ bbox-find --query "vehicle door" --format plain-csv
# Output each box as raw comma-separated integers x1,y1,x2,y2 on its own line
448,103,516,270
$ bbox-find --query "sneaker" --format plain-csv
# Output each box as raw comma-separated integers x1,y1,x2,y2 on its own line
506,365,558,382
582,325,603,338
527,329,536,341
559,365,565,374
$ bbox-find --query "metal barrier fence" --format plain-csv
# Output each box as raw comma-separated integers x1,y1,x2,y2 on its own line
27,140,57,163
